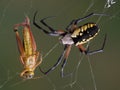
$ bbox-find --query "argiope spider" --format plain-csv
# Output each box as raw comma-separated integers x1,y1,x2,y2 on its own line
33,12,107,77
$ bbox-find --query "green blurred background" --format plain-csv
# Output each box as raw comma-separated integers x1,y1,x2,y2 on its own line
0,0,120,90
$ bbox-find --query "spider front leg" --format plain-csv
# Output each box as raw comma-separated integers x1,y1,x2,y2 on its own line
78,34,107,55
60,45,72,78
39,45,68,75
33,11,65,36
66,13,107,31
39,45,72,78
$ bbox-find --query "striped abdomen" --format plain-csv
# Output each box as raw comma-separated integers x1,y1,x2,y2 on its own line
71,23,100,46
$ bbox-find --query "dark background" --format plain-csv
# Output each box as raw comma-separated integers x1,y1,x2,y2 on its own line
0,0,120,90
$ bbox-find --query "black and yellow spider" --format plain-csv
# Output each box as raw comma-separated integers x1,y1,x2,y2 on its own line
33,12,107,77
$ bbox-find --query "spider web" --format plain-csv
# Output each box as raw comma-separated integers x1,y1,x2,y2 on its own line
0,0,119,90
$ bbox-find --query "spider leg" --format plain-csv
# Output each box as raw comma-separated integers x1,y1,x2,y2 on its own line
40,16,56,32
66,13,107,30
74,13,107,24
33,11,51,35
40,15,66,36
61,45,72,78
33,11,65,36
78,34,107,55
39,45,68,75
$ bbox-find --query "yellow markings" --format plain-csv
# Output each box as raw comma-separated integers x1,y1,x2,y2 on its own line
80,27,84,32
83,25,88,31
87,23,95,28
87,24,91,28
75,29,99,46
72,23,99,46
79,33,83,36
80,24,89,32
90,24,94,27
76,41,86,46
71,28,80,37
82,39,86,42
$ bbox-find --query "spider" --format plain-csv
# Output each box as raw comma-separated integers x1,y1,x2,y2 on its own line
33,12,107,77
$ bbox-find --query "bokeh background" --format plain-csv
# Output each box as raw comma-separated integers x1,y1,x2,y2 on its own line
0,0,120,90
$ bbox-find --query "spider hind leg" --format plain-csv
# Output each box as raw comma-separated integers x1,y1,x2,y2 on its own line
78,34,107,55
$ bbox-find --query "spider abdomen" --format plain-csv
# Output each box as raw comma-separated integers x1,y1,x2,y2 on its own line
71,22,100,46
